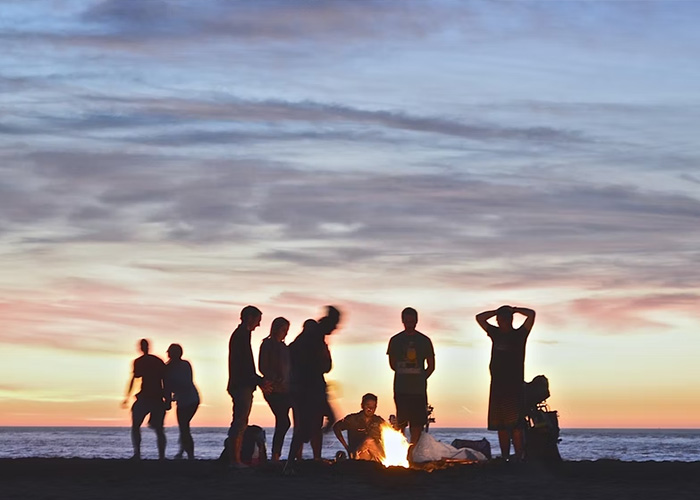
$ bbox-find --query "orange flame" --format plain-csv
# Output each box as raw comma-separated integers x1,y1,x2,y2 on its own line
380,424,410,468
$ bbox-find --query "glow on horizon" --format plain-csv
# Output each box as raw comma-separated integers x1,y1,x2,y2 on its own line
2,1,700,429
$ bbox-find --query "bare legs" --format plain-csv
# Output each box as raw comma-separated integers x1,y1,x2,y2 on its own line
498,428,525,462
176,403,198,460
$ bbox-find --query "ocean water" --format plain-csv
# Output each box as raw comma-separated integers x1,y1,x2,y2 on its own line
1,427,698,462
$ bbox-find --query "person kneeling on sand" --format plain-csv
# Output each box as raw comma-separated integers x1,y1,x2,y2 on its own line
333,393,385,462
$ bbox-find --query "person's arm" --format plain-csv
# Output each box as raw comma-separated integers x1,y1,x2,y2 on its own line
319,341,332,374
475,310,498,332
122,374,135,408
258,340,271,380
387,338,397,371
121,360,136,408
513,306,536,332
163,367,173,410
425,355,435,379
425,337,435,379
333,419,350,455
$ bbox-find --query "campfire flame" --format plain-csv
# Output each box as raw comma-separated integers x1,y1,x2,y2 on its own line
380,424,410,468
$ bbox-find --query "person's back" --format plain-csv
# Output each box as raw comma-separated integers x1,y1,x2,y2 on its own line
135,353,166,401
123,339,168,460
289,321,330,395
165,359,199,406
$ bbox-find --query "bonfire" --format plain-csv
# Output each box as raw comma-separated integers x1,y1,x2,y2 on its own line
379,424,410,468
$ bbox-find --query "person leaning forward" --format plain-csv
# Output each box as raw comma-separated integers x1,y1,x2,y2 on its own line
227,305,272,468
333,393,385,462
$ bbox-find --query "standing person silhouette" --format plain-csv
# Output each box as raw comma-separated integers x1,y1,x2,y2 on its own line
164,343,200,460
227,305,271,468
387,307,435,454
476,305,536,462
258,317,292,462
285,317,331,472
122,338,168,460
318,306,341,433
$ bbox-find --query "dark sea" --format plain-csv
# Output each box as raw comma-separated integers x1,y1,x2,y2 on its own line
1,427,698,462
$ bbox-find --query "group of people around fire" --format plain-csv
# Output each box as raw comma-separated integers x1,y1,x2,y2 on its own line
123,303,536,467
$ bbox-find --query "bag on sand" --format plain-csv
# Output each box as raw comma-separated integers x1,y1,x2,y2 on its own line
218,425,268,465
412,433,487,463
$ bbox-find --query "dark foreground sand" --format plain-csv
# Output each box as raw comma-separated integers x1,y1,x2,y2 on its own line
2,458,700,500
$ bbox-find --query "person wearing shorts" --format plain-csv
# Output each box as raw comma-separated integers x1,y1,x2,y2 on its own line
123,338,168,460
387,308,435,452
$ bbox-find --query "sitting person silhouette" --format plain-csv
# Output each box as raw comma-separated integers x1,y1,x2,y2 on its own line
333,393,385,462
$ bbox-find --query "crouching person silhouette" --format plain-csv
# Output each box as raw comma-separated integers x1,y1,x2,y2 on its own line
333,393,385,462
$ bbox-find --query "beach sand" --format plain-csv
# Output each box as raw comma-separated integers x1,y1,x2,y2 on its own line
2,458,699,500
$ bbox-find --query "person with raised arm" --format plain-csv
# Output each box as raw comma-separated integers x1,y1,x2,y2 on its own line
476,305,536,462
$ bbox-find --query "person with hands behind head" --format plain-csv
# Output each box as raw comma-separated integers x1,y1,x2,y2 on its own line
476,305,536,463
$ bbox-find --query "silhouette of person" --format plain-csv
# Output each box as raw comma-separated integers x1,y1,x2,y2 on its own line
333,393,385,462
318,306,341,433
164,343,200,460
258,316,292,462
387,307,435,451
285,318,331,471
227,305,271,468
122,338,168,460
476,305,536,462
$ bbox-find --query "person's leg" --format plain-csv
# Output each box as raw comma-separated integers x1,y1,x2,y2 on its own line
175,405,185,459
149,405,167,460
228,388,254,466
310,430,322,460
178,403,198,459
266,394,291,460
284,403,306,473
309,396,325,460
498,430,512,459
130,401,148,459
512,427,525,462
408,423,423,446
155,424,166,460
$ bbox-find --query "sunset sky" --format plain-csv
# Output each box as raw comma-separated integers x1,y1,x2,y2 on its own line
1,1,699,429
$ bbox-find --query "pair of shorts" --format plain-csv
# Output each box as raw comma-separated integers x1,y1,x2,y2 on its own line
132,398,166,429
394,393,428,428
229,386,254,438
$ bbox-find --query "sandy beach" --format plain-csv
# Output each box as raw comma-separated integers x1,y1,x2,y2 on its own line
2,458,700,500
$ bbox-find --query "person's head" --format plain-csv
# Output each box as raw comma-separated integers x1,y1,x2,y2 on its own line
302,318,318,333
167,343,183,361
318,305,341,335
360,393,378,418
139,338,149,354
496,305,514,329
240,305,262,331
401,307,418,331
270,317,290,341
